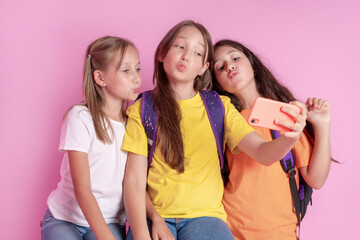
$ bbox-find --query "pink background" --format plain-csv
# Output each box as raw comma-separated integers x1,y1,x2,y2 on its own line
1,0,359,239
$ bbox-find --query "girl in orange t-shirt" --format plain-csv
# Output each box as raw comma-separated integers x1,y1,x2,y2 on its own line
212,39,332,240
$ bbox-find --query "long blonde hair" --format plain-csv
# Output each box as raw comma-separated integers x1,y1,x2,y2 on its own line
67,36,136,144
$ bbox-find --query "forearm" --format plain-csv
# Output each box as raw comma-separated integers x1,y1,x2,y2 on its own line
69,151,115,240
75,188,115,240
124,153,151,240
256,136,298,166
125,179,150,239
302,124,331,189
238,132,299,166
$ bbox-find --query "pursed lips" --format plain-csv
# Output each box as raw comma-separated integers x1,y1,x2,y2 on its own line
229,71,238,79
177,63,187,72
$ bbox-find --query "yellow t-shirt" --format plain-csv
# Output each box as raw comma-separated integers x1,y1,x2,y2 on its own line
223,109,312,240
122,92,254,222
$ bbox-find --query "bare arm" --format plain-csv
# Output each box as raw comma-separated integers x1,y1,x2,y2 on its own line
300,98,332,189
237,101,308,166
146,193,175,240
68,151,115,240
124,152,151,240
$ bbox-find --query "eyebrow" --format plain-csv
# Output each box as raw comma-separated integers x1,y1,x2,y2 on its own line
120,61,141,66
175,36,206,49
214,50,238,64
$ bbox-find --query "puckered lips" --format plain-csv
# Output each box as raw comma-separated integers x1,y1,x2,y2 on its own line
229,71,238,79
176,63,187,72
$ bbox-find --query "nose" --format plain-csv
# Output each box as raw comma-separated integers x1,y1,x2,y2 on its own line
182,50,191,61
227,64,235,72
133,73,141,84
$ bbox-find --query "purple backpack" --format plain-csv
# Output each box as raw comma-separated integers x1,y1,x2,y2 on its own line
271,130,313,227
140,90,226,177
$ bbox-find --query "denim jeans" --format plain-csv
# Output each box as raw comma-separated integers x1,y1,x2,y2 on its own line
126,217,234,240
41,208,125,240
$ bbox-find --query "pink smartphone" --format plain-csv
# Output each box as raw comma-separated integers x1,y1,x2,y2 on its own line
247,97,301,132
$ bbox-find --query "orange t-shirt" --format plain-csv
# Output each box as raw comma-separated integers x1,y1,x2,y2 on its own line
223,109,313,240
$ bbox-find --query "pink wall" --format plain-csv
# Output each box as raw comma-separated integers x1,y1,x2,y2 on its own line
1,0,359,239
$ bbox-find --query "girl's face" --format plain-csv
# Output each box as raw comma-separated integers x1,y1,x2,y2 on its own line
100,46,142,101
161,26,209,85
213,45,255,94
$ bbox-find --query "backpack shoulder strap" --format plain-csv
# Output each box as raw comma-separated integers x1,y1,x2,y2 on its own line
271,130,301,226
140,90,158,168
141,90,225,172
199,90,225,169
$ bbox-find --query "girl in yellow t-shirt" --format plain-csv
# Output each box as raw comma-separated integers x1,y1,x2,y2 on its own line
212,39,332,240
122,21,308,240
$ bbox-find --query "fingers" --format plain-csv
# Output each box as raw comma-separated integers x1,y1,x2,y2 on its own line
275,118,305,133
306,97,330,109
152,233,159,240
282,101,307,123
276,101,307,139
152,225,175,240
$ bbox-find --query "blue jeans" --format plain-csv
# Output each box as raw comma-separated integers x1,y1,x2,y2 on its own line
41,208,125,240
126,217,234,240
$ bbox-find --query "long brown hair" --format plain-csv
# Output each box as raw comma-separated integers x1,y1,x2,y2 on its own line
66,36,136,144
212,39,336,162
153,20,213,173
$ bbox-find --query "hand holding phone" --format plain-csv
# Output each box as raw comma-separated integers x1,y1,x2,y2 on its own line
247,97,301,132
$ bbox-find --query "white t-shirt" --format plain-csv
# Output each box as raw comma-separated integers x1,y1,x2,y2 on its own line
47,105,127,226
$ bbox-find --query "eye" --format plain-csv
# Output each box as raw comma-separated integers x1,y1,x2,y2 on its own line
217,66,224,72
175,44,184,49
195,52,202,57
233,57,239,61
122,69,130,73
136,68,141,73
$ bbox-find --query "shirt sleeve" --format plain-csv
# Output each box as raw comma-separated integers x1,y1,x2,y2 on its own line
222,96,254,153
121,98,148,157
58,106,92,153
293,132,313,168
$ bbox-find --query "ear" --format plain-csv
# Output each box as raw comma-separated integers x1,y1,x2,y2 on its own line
157,54,163,63
198,62,210,76
93,70,105,87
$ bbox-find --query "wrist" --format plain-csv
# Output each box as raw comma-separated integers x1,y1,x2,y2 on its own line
313,122,331,133
151,213,164,223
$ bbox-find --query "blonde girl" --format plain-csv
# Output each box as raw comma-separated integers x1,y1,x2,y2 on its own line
122,20,306,240
41,36,142,240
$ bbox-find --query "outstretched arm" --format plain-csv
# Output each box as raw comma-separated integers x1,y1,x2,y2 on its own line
124,152,151,240
237,101,308,166
300,97,332,189
68,151,115,240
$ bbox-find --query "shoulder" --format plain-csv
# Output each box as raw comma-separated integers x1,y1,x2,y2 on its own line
64,104,92,126
128,97,142,112
126,97,143,120
199,90,231,106
219,95,232,105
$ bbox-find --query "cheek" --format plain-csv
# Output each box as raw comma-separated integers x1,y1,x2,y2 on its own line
216,73,228,86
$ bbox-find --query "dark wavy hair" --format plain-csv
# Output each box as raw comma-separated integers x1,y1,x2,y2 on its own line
212,39,337,164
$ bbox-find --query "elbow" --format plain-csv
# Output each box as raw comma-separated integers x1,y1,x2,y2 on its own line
310,183,322,190
73,185,92,202
256,156,276,166
124,175,145,199
262,160,274,167
310,179,326,190
306,176,327,190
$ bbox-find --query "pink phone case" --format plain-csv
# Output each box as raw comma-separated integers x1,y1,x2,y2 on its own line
247,97,301,132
